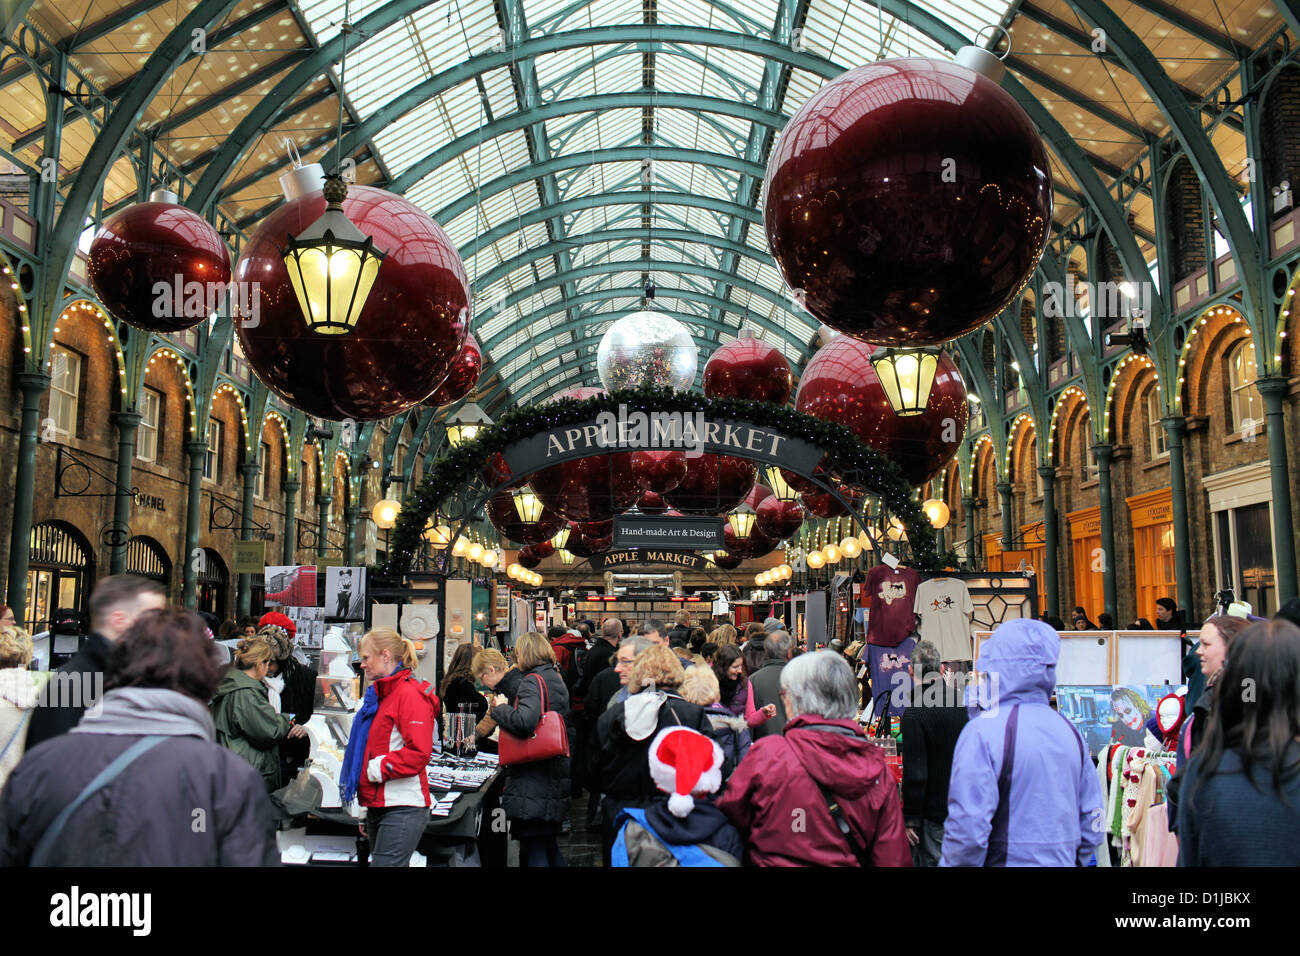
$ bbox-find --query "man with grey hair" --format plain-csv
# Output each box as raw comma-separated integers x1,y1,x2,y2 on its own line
640,620,666,646
900,641,969,866
717,651,911,866
748,631,793,740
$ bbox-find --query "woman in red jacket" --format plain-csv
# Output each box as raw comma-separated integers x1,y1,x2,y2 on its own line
340,627,440,867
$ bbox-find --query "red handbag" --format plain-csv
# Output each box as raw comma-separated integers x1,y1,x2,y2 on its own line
498,672,570,766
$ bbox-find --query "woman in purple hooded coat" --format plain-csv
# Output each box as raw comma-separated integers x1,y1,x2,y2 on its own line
940,619,1105,867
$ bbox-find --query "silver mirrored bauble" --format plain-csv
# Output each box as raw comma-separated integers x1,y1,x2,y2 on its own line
596,310,698,392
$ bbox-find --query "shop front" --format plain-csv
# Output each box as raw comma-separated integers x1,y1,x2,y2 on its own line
1067,506,1103,621
26,520,94,633
1126,488,1176,624
197,547,230,620
1202,462,1277,617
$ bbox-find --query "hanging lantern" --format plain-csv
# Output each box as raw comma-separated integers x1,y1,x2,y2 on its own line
558,549,575,565
487,489,563,545
887,516,907,542
840,536,862,558
467,543,484,562
726,503,757,540
511,487,543,524
282,175,386,336
480,548,498,568
807,550,826,569
372,498,401,529
858,530,875,551
507,563,522,579
551,526,571,550
452,537,469,557
923,498,952,529
712,551,742,570
822,543,843,564
446,402,493,446
779,563,793,579
871,348,941,416
765,466,799,502
423,520,452,548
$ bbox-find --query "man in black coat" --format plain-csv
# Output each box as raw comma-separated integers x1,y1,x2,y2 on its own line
900,641,968,866
25,575,168,750
748,631,792,740
576,618,621,700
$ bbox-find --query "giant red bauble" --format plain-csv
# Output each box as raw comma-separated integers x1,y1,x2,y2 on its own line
87,200,231,333
795,335,967,485
562,523,599,559
702,334,793,404
756,496,804,539
763,57,1051,346
742,484,773,511
800,489,850,518
233,184,469,421
580,519,614,539
427,333,481,407
530,453,640,522
485,490,565,545
517,541,554,568
724,523,778,560
663,453,757,515
712,552,743,570
631,450,687,494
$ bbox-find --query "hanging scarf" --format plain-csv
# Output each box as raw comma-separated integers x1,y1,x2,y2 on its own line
339,667,407,804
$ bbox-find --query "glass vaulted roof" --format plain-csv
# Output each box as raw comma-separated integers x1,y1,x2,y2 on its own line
285,0,1023,412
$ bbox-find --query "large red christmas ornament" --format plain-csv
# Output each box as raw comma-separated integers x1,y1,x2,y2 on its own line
427,333,481,407
233,184,469,421
516,541,554,568
663,454,757,515
779,467,826,496
756,496,804,540
530,453,639,522
562,523,599,559
800,489,850,518
481,452,515,489
579,519,614,539
763,54,1051,346
724,523,778,560
702,331,793,404
636,490,668,515
742,483,773,511
795,335,967,485
87,195,231,333
712,552,743,570
485,490,565,545
631,449,687,494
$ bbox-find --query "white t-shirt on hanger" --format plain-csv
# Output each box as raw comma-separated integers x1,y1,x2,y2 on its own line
912,577,974,662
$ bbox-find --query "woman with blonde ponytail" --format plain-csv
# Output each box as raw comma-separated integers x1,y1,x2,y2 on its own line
211,634,300,790
339,627,441,866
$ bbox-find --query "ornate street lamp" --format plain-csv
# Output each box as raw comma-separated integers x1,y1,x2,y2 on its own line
558,549,575,565
282,175,386,335
551,526,571,550
445,402,493,446
727,503,757,540
372,498,401,529
871,347,940,416
423,518,451,548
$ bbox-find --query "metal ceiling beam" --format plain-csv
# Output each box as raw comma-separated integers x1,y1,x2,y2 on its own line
184,0,439,215
1015,1,1243,133
474,227,779,296
33,0,244,367
1064,0,1262,325
1276,1,1300,44
707,0,809,350
1006,55,1149,140
1120,0,1245,57
430,146,766,222
478,258,810,350
387,91,789,195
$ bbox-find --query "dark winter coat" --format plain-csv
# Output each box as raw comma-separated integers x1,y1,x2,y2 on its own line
667,625,692,646
576,639,617,700
0,687,278,866
617,797,744,866
747,659,788,740
704,702,751,771
594,691,718,801
1176,744,1300,866
442,676,487,723
24,632,111,750
276,655,317,785
211,668,292,787
490,663,573,833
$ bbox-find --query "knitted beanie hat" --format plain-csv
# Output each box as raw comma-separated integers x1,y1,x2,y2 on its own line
647,726,724,818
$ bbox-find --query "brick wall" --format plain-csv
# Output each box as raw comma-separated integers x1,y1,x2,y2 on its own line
1262,64,1300,219
1165,158,1206,282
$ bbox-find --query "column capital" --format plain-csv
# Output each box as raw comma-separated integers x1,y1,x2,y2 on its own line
1036,464,1057,480
1159,414,1187,437
110,410,142,429
240,462,261,478
185,439,209,455
15,370,51,394
1255,374,1290,403
282,478,301,491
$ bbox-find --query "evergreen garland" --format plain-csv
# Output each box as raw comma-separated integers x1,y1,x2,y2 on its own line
377,386,958,575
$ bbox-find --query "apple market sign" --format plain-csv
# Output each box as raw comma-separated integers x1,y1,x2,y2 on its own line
501,405,822,477
590,549,705,572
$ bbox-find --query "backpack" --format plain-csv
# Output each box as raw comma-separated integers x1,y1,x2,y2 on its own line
562,642,588,692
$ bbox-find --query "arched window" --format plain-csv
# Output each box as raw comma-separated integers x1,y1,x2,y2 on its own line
1146,387,1168,459
1227,339,1263,434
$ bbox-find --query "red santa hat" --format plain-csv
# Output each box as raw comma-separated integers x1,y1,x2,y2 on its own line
648,727,724,818
258,611,296,639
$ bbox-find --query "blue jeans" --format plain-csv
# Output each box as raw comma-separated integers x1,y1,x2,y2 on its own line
519,836,566,867
367,806,428,867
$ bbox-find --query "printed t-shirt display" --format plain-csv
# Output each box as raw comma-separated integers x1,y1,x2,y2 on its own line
864,565,921,647
912,577,974,662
